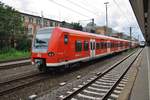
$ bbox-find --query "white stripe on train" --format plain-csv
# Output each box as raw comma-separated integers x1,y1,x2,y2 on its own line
46,48,127,67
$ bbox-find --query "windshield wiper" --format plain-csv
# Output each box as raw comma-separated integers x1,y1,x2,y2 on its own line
36,38,46,44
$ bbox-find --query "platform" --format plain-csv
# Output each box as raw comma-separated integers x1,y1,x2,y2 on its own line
0,59,30,67
129,47,150,100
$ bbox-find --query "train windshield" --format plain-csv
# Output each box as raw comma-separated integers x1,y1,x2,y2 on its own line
33,28,53,51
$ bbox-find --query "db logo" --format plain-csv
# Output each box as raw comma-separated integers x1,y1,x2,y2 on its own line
37,53,41,57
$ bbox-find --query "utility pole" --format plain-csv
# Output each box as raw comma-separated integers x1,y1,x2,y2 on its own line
130,27,132,41
104,2,109,35
138,35,140,42
129,27,134,48
92,18,94,27
41,11,44,27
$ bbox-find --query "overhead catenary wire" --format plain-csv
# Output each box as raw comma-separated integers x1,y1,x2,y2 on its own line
112,0,131,26
66,0,99,17
112,0,141,39
113,0,143,39
82,0,105,13
48,0,90,18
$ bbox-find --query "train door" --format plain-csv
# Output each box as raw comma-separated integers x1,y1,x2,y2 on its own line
90,39,95,58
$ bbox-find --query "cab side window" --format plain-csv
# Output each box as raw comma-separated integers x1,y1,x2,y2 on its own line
64,35,68,44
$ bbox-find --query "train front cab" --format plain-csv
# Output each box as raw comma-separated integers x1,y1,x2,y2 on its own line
31,27,61,71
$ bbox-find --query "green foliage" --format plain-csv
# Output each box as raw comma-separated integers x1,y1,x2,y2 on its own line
0,48,30,62
0,2,23,36
16,35,31,51
70,22,83,31
0,2,28,50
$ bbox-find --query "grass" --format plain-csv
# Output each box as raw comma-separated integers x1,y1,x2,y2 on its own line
0,48,30,62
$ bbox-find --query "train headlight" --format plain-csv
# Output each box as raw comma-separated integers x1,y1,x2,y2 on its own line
48,52,55,56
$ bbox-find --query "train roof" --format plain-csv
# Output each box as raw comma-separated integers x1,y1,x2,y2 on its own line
57,27,129,42
38,27,130,42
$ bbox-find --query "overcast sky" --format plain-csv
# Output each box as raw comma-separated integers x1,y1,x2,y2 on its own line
0,0,145,41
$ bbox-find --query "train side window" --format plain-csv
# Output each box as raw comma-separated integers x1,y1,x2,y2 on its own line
101,42,103,49
64,35,68,44
103,42,105,49
75,40,82,52
105,42,107,48
96,42,100,49
99,42,101,49
103,42,105,48
110,43,112,48
84,41,89,51
111,43,113,48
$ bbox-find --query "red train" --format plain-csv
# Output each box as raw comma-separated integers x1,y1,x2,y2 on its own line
31,27,138,71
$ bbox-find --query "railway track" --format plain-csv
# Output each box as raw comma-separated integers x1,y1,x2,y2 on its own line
58,49,143,100
0,71,50,96
0,49,140,99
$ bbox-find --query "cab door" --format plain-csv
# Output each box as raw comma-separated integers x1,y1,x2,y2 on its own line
63,34,70,61
90,39,95,58
57,34,69,62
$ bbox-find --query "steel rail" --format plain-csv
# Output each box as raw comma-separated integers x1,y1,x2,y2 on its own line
62,49,142,100
0,72,48,96
102,48,143,99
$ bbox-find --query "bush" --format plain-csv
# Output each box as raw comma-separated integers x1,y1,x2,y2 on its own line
15,35,32,51
0,48,30,61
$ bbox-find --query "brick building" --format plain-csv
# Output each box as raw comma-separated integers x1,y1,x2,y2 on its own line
20,12,62,36
95,26,113,36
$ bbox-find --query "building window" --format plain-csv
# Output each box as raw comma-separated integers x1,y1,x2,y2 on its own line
56,23,58,26
29,17,33,23
36,19,41,25
22,16,25,22
50,22,53,26
43,20,47,26
75,40,82,52
55,22,57,26
84,41,89,51
28,28,32,35
53,22,55,26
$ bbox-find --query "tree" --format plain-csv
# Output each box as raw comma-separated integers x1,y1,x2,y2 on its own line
71,22,83,31
0,2,24,49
